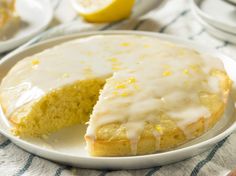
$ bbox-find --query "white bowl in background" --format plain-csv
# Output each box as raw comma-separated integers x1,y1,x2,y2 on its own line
192,0,236,35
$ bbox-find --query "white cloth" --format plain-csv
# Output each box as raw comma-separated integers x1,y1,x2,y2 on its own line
1,0,236,175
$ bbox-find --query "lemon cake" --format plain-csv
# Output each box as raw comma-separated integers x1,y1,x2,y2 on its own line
0,34,232,156
0,0,19,40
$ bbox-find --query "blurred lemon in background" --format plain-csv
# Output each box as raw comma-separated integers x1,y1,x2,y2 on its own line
73,0,135,23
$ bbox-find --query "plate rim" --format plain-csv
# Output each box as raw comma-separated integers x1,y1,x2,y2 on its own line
0,30,236,164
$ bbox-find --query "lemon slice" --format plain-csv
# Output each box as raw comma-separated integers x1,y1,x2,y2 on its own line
73,0,135,23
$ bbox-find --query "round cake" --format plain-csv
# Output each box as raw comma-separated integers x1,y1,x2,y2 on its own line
0,34,232,156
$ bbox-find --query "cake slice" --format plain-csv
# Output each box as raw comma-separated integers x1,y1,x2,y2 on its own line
85,46,231,156
0,0,20,40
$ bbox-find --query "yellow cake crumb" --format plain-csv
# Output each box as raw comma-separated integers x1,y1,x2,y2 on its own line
128,77,136,84
116,83,126,89
162,70,172,77
120,42,130,47
155,125,163,134
31,59,40,66
133,84,139,90
183,69,190,75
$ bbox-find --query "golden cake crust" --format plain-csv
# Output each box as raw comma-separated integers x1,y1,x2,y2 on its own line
86,106,225,156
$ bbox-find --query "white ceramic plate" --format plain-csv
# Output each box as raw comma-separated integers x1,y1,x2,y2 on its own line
192,0,236,35
0,31,236,170
0,0,53,53
192,9,236,44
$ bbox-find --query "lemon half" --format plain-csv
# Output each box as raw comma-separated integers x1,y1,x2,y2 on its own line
74,0,135,23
